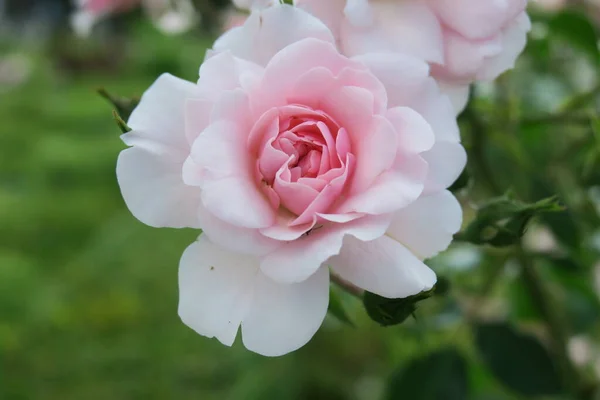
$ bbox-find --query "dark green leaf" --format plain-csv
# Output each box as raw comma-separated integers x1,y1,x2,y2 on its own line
548,10,600,65
460,193,564,247
328,287,355,327
363,280,447,327
475,322,563,396
386,348,469,400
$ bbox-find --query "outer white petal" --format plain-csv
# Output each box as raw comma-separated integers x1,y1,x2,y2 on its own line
260,214,391,284
197,52,263,101
478,12,531,81
126,73,198,153
197,204,281,257
421,141,467,193
387,190,462,260
241,266,329,357
213,4,335,66
117,73,201,228
329,235,437,298
294,0,346,37
117,147,201,228
437,82,470,115
178,236,257,346
341,0,444,64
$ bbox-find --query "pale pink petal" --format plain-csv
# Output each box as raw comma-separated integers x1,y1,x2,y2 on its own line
328,235,436,298
241,265,329,357
274,164,320,215
422,141,467,194
387,190,462,260
201,176,276,229
210,89,253,131
197,205,281,256
352,53,458,144
386,107,435,154
260,214,391,283
213,5,335,67
126,73,198,153
437,82,470,115
117,146,201,228
294,0,346,37
292,154,354,226
428,0,527,39
197,51,263,101
185,98,213,145
438,31,503,81
477,12,531,81
181,155,205,187
338,153,427,215
190,120,251,180
257,39,365,113
344,115,398,194
341,0,444,64
352,52,431,109
178,236,257,346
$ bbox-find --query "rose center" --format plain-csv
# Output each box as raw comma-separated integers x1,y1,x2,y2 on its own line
255,105,353,223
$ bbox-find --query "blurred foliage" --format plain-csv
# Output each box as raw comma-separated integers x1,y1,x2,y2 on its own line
0,1,600,400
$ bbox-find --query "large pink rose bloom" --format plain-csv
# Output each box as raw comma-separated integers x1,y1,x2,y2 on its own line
117,5,465,356
295,0,532,112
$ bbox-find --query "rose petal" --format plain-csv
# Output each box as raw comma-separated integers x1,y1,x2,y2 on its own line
198,204,280,256
386,106,435,154
241,265,329,357
125,73,198,154
178,236,257,346
260,213,391,283
387,190,462,260
197,51,263,101
213,5,335,67
422,141,467,194
117,146,201,228
201,176,276,229
328,235,437,298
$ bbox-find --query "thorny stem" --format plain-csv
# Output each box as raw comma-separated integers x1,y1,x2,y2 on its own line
330,272,364,299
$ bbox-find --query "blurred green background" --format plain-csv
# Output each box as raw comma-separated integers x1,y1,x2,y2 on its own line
1,1,600,399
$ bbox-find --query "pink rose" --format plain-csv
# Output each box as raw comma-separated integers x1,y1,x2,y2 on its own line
295,0,532,112
117,5,465,356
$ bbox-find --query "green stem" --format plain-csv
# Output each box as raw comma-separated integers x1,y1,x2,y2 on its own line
517,244,587,399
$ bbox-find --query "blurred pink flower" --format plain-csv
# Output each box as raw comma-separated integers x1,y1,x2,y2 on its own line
295,0,531,113
71,0,197,36
117,4,465,355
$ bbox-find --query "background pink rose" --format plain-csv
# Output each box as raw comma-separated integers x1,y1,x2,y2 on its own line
295,0,532,112
117,4,465,356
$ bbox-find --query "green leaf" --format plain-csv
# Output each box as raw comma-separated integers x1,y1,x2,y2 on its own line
460,193,564,247
386,348,469,400
548,11,600,65
475,322,563,396
363,280,448,327
328,287,355,327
